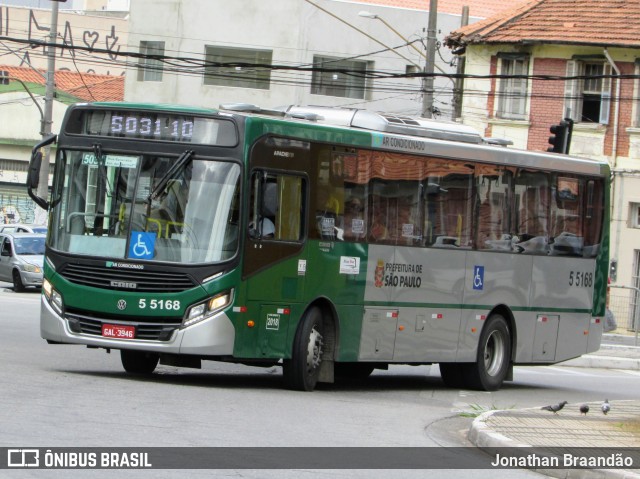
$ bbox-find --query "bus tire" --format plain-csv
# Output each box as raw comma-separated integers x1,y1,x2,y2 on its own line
335,362,375,380
283,306,324,391
120,349,159,375
464,314,511,391
439,363,467,388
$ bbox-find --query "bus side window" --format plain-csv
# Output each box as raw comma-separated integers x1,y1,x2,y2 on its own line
514,171,550,254
549,176,584,256
249,172,304,241
582,179,604,257
428,173,474,249
262,181,277,238
476,169,512,251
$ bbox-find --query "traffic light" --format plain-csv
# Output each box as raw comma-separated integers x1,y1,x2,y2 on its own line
547,119,573,154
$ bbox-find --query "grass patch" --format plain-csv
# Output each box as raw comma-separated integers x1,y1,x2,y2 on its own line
614,420,640,434
459,403,515,418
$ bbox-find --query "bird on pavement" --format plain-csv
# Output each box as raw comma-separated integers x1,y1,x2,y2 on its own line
602,399,610,415
541,401,568,414
579,404,589,415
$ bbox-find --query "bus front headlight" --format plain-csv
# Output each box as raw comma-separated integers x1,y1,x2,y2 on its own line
43,278,63,314
182,290,233,329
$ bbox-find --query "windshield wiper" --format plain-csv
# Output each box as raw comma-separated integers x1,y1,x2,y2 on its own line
149,150,194,201
93,143,113,197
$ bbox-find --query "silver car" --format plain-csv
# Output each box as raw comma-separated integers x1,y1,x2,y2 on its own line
0,233,46,291
0,223,47,234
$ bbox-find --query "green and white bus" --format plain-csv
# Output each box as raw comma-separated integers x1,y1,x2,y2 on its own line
30,102,610,391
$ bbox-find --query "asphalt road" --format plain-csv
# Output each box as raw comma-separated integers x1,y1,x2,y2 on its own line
2,284,639,478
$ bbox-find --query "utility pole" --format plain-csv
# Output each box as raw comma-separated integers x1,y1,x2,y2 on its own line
422,0,437,118
452,6,469,121
36,1,59,224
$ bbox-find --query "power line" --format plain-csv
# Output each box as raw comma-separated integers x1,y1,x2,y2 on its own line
4,35,640,84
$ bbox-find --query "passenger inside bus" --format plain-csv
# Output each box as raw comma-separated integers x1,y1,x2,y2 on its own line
369,196,389,243
516,186,549,253
249,180,276,239
343,197,366,241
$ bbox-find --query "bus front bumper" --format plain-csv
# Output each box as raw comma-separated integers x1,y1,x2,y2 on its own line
39,296,236,356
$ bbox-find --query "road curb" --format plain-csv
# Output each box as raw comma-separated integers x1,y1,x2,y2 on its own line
560,354,640,370
467,410,528,448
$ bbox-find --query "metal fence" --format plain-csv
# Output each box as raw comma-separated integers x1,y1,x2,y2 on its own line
608,285,639,339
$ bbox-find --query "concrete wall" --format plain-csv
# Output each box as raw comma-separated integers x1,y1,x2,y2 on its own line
0,5,128,75
125,0,477,117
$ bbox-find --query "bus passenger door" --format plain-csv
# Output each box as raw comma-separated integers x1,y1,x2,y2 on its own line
242,171,307,305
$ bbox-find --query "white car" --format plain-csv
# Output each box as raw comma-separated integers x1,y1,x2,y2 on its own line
0,233,46,291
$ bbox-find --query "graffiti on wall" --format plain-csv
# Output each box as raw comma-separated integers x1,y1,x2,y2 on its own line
0,6,125,75
0,193,34,225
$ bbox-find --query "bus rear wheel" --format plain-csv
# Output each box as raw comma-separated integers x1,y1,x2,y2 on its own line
439,363,466,388
464,314,511,391
283,306,324,391
120,349,159,375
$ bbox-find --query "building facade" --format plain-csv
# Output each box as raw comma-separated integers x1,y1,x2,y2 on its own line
125,0,481,118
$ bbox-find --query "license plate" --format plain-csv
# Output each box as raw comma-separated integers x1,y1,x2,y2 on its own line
102,324,135,339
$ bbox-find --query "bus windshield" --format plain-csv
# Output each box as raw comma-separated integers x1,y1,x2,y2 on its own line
48,149,241,264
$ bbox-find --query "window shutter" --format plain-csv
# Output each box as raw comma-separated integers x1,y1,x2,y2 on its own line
564,60,580,121
514,58,528,118
599,63,612,125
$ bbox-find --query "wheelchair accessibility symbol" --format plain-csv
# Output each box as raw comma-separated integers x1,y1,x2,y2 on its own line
473,265,484,291
128,231,156,259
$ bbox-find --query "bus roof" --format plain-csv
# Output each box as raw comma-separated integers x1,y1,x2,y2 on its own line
76,102,610,177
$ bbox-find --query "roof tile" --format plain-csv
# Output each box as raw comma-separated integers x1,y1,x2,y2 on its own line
347,0,530,19
445,0,640,48
0,65,123,102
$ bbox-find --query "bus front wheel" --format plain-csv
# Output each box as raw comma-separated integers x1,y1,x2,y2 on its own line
120,349,159,375
283,306,324,391
465,314,511,391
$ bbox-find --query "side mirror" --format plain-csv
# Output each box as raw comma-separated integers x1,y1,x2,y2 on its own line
27,134,56,210
27,150,42,189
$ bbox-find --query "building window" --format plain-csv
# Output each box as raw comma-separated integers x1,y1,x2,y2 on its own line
635,63,640,126
311,56,370,99
204,46,272,90
565,60,612,124
629,203,640,228
137,41,165,82
496,54,529,120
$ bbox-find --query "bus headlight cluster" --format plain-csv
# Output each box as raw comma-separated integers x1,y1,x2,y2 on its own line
182,290,233,329
43,278,64,314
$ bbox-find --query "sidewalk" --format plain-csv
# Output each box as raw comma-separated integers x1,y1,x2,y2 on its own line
468,336,640,478
561,342,640,371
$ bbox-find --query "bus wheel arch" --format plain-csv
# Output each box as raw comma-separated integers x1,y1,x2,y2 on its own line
283,299,338,391
465,306,514,391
